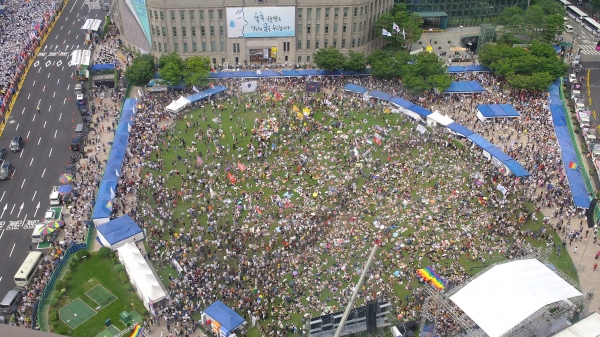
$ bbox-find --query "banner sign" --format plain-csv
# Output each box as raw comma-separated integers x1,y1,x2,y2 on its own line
226,6,295,38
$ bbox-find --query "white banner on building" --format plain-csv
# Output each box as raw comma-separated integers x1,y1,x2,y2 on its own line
241,80,258,93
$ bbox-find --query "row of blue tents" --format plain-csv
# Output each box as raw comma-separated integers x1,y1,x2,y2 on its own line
548,80,591,209
344,84,530,178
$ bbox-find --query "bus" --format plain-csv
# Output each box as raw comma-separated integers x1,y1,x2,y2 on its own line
558,0,572,7
14,251,44,287
566,5,588,23
582,17,600,36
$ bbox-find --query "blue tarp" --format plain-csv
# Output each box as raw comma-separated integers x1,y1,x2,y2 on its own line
446,122,474,137
369,90,394,101
204,300,245,331
548,81,590,208
96,215,142,245
89,63,115,71
389,97,415,109
477,104,521,118
446,65,491,73
186,85,228,103
343,84,368,95
444,81,486,93
408,105,432,117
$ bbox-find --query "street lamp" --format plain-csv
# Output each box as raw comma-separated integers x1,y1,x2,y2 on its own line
459,25,463,40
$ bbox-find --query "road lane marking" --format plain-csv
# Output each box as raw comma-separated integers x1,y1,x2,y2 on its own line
38,99,41,106
59,113,62,121
27,131,30,139
9,243,15,257
30,158,34,166
60,25,63,30
55,34,58,39
38,67,41,73
21,179,25,189
57,78,60,84
67,30,71,35
38,137,41,145
49,148,52,157
54,130,57,138
53,92,56,98
0,230,4,240
0,191,5,202
33,80,36,86
28,93,30,100
20,149,24,158
41,168,46,178
10,204,15,214
49,105,52,112
32,191,37,201
21,107,25,115
15,123,18,131
63,98,66,105
32,114,35,122
47,72,50,78
67,84,70,91
44,121,47,128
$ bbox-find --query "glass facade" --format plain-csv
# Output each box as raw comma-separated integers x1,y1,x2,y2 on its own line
399,0,529,27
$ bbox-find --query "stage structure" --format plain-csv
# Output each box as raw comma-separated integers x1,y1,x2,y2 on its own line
419,243,594,337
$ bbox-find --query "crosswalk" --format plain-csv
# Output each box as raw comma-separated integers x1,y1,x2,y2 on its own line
578,44,600,55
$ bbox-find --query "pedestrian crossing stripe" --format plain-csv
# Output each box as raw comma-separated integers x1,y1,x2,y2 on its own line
578,45,600,55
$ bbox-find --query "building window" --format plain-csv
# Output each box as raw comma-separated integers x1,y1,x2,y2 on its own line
325,24,329,34
324,38,328,47
218,10,223,20
352,38,355,48
183,43,188,52
191,26,196,37
171,11,175,21
343,24,347,33
180,10,185,21
154,10,158,20
222,57,225,64
151,26,155,35
193,42,197,52
344,7,348,17
209,10,213,20
298,56,302,63
316,8,320,18
199,10,204,20
325,8,330,18
335,8,339,18
306,40,310,49
182,26,187,37
202,42,206,52
213,58,216,65
233,43,237,53
298,8,302,18
189,10,195,21
333,38,337,47
201,26,205,36
220,42,224,52
158,43,162,52
316,24,320,34
298,24,302,33
153,42,156,50
307,55,310,62
162,27,166,36
353,23,356,32
334,23,338,33
307,24,311,34
357,38,361,46
360,6,363,16
342,39,346,48
210,26,214,36
315,39,319,49
354,7,358,17
211,42,215,52
359,22,362,31
220,26,224,36
307,8,311,19
297,40,302,50
160,11,164,21
172,27,177,37
164,43,168,53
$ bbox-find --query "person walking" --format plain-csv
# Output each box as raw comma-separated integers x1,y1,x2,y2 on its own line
573,247,578,254
594,263,598,271
37,106,40,113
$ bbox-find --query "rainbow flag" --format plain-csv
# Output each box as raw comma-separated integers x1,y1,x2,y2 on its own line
416,266,447,290
129,324,143,337
569,161,578,169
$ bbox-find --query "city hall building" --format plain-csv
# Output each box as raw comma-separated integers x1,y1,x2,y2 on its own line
114,0,528,66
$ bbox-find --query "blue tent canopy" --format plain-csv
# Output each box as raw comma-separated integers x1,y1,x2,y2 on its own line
389,97,415,109
446,65,491,73
89,63,116,71
96,215,143,245
343,84,368,95
120,99,136,123
485,146,513,162
207,69,370,79
103,163,122,181
468,134,495,149
477,104,521,118
204,300,245,331
368,90,393,101
408,105,432,117
108,148,126,164
446,122,474,137
92,198,112,219
504,160,530,177
97,180,117,201
444,81,486,93
186,85,228,103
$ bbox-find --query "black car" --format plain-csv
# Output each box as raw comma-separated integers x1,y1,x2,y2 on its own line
78,105,89,116
9,136,23,152
65,164,77,176
0,162,14,180
0,147,6,161
70,136,82,151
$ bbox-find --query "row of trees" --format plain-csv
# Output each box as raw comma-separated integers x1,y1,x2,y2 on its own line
497,0,565,44
125,52,211,87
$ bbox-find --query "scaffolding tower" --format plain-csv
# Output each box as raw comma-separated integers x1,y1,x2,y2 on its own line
477,24,497,52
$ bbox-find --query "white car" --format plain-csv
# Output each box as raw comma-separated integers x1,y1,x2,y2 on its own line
569,74,577,83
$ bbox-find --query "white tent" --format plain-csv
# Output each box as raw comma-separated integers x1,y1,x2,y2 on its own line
450,259,581,337
96,215,144,251
426,110,454,127
117,242,167,310
551,312,600,337
165,96,190,113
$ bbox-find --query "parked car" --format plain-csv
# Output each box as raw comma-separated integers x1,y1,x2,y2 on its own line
0,163,15,180
568,73,577,83
78,105,89,116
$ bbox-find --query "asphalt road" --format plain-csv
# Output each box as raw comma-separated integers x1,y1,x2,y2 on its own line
0,0,105,298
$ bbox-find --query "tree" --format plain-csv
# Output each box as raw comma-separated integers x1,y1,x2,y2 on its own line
159,61,183,86
402,51,451,95
184,56,211,86
125,58,154,86
344,51,367,72
496,6,524,40
313,47,347,71
372,3,423,51
158,52,184,70
524,5,545,41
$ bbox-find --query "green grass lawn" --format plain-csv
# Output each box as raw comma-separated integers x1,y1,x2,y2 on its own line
136,92,579,337
48,250,147,336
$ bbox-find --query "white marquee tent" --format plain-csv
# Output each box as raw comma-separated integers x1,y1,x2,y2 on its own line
165,96,190,113
426,110,454,127
450,259,582,337
117,242,167,310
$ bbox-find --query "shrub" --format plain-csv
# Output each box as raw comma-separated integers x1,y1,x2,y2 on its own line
124,284,134,291
114,264,125,273
76,249,89,260
70,260,77,271
49,298,58,306
118,270,128,280
55,280,66,291
99,247,112,258
49,312,58,322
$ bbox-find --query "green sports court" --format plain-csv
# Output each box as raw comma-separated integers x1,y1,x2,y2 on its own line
85,284,117,307
59,298,96,329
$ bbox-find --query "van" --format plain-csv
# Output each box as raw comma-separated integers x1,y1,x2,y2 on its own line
565,25,574,33
0,288,24,314
49,190,61,205
75,123,85,136
31,224,45,243
74,83,83,95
